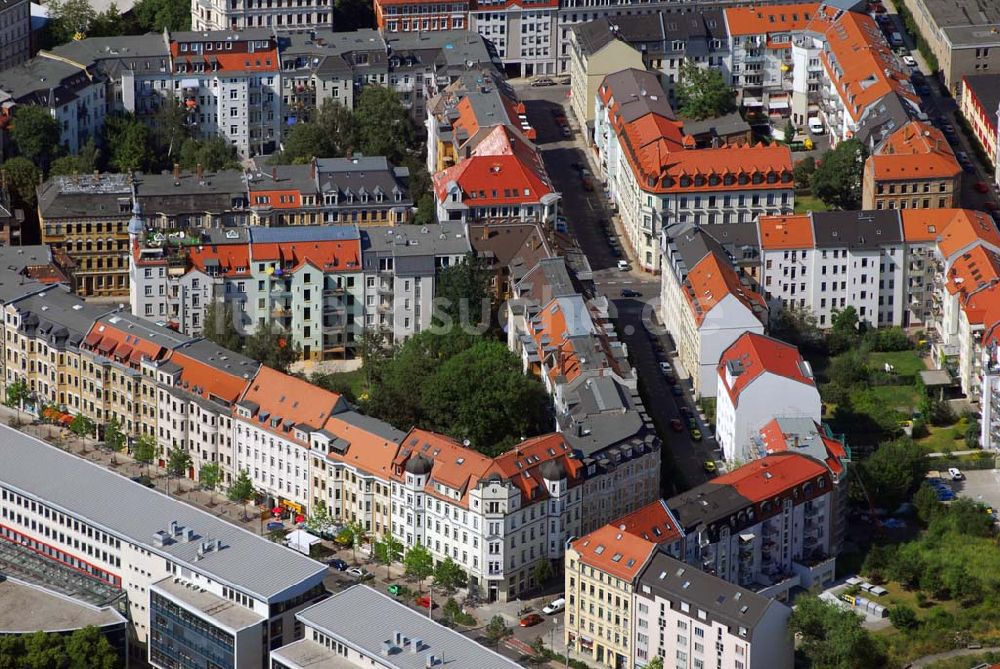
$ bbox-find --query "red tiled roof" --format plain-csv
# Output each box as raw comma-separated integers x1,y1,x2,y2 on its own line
84,322,172,368
238,367,343,444
757,418,848,478
188,243,251,278
684,252,766,326
168,350,254,405
934,209,1000,259
724,3,821,36
250,239,362,273
433,126,553,205
758,214,814,249
323,414,401,477
571,523,659,582
609,500,683,544
868,121,961,180
718,333,814,405
713,452,831,504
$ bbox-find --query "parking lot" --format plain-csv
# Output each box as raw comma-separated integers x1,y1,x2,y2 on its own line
950,468,1000,510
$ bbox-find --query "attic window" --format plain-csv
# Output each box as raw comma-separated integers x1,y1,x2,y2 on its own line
611,552,623,562
594,544,605,555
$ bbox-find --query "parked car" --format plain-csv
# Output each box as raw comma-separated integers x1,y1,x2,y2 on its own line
948,467,964,481
808,117,824,135
520,613,544,627
704,461,717,473
671,385,683,397
415,596,437,609
530,77,555,87
617,260,631,271
266,521,285,532
542,598,566,615
902,54,917,67
670,418,684,432
556,75,571,85
620,288,641,297
327,558,348,571
690,428,703,441
561,126,572,138
890,31,903,46
347,567,368,578
659,361,673,376
956,150,969,162
581,176,594,191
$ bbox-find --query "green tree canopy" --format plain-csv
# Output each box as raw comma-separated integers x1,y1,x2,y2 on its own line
133,0,190,31
11,106,62,167
404,542,434,588
2,157,41,209
420,340,551,454
44,0,96,45
484,615,512,647
274,101,357,164
794,156,817,191
789,595,887,669
63,625,120,669
433,557,467,592
132,433,157,476
433,254,492,328
199,462,222,501
50,140,100,177
228,469,255,519
69,414,95,440
675,60,737,121
353,86,415,163
104,417,126,454
167,448,192,478
858,438,926,511
103,114,156,172
373,532,404,578
812,139,865,210
178,136,240,172
243,321,301,373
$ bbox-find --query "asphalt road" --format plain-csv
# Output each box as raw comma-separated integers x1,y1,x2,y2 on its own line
516,83,720,491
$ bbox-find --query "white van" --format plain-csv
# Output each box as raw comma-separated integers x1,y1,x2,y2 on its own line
542,597,566,615
617,260,631,271
808,117,825,135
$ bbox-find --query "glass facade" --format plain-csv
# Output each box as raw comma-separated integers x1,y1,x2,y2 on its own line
150,591,237,669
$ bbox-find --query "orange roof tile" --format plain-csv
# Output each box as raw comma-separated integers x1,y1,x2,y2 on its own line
724,4,820,36
935,209,1000,259
571,523,659,582
713,452,830,504
758,214,814,249
395,429,493,498
169,350,255,405
609,500,683,544
757,418,847,477
188,243,251,277
322,414,401,477
868,121,961,180
684,252,766,326
239,367,343,444
250,239,362,273
718,333,814,405
945,245,1000,300
820,12,919,123
83,322,172,368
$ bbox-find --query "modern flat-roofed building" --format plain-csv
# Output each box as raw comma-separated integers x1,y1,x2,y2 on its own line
0,423,328,667
271,585,523,669
901,0,1000,91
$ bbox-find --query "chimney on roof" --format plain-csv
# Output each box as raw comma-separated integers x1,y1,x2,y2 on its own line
173,163,181,179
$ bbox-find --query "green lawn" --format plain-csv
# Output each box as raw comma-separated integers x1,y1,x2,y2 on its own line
858,384,922,415
916,424,965,453
868,350,926,378
794,194,829,213
310,368,368,401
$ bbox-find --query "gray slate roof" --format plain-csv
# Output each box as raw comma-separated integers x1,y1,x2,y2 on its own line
11,285,111,349
601,68,674,122
291,585,522,669
810,210,903,249
250,225,359,243
638,552,778,639
0,424,327,600
854,92,920,151
573,11,728,58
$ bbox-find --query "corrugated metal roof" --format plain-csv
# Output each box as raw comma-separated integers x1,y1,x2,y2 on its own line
0,425,327,600
250,225,359,243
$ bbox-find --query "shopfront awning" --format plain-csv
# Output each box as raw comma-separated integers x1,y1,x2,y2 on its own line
768,100,790,110
742,97,763,107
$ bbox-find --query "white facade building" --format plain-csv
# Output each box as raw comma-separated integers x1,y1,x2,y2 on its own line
715,332,821,463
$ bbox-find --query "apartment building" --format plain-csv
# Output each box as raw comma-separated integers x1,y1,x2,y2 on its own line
568,25,645,131
433,125,560,226
634,552,793,669
271,585,522,669
595,68,793,272
565,500,684,669
980,341,1000,450
899,0,1000,92
757,210,907,328
0,424,328,667
715,332,821,463
863,120,962,210
0,0,29,72
469,220,554,298
192,0,333,32
960,74,1000,174
660,223,767,398
667,452,840,600
507,257,662,530
426,67,537,173
0,57,106,156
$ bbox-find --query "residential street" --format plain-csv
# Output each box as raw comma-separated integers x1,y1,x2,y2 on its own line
516,83,721,491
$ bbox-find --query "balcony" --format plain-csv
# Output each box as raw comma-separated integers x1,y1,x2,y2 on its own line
323,285,347,296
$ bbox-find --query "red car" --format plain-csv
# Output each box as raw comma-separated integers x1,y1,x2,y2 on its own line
519,614,544,627
415,596,437,609
975,181,990,193
670,418,684,432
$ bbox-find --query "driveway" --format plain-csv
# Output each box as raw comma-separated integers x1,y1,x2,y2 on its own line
515,83,720,491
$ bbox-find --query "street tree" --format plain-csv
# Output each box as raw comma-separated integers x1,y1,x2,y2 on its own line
645,657,664,669
531,559,554,587
305,500,334,534
69,414,95,452
4,378,30,423
433,557,467,593
132,433,157,478
343,519,366,563
199,462,222,505
404,542,434,591
243,321,300,373
167,448,193,492
675,60,736,120
104,417,126,464
484,615,512,648
228,469,255,521
10,106,61,168
373,532,404,579
811,139,865,210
